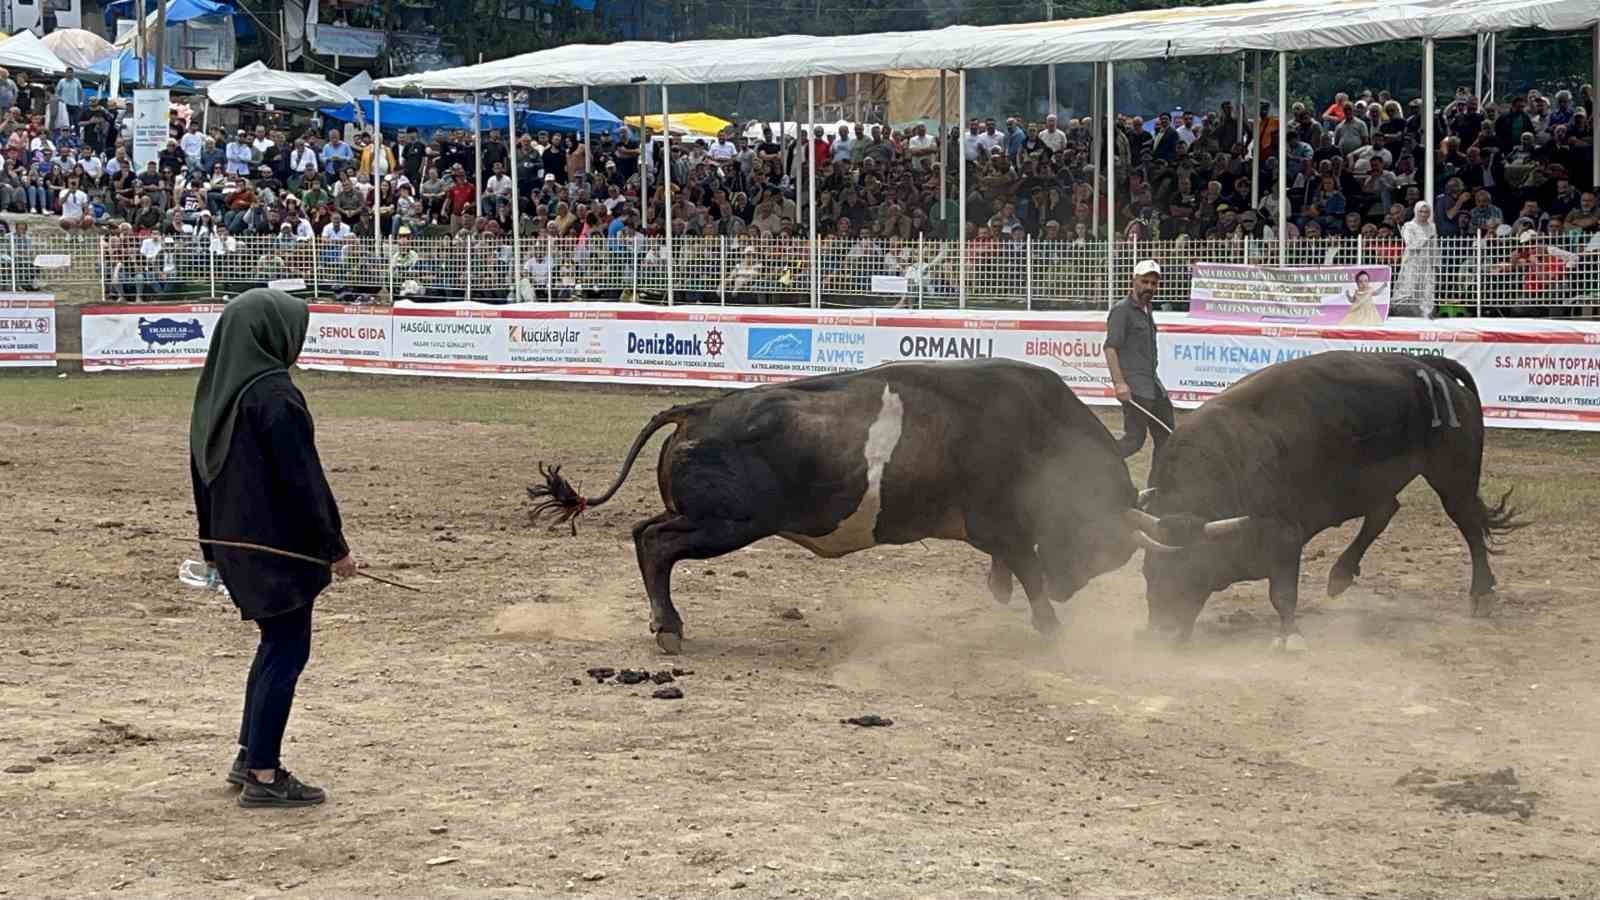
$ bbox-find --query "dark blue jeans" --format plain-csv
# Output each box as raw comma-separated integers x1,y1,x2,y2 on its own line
238,600,314,771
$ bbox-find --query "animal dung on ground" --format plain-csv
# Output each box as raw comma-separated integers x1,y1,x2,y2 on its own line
1396,766,1538,820
616,669,650,685
585,667,615,681
778,607,805,620
842,714,894,727
650,671,675,684
652,686,684,700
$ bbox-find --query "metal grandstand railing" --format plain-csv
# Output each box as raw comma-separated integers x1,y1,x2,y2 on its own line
26,232,1600,315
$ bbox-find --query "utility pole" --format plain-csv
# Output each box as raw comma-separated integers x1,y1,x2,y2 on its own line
136,0,149,88
153,0,167,89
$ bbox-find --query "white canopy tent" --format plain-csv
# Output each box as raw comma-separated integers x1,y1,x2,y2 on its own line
0,31,69,75
372,0,1600,309
207,60,355,108
374,0,1599,91
39,28,115,70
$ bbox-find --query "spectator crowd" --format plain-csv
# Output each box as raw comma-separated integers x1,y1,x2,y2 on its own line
2,62,1597,313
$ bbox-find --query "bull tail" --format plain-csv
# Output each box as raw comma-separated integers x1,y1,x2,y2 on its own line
1417,355,1480,399
528,404,696,535
1479,487,1529,552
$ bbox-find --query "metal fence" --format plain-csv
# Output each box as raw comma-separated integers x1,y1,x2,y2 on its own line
17,231,1600,315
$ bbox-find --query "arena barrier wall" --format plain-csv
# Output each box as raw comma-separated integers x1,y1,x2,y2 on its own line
78,302,1600,431
0,294,57,368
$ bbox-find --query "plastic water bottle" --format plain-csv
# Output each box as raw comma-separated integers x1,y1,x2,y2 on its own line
178,559,230,597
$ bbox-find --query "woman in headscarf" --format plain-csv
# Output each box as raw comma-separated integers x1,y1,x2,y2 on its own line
189,290,356,809
1396,200,1438,317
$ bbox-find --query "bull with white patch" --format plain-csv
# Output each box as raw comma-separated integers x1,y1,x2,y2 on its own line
530,359,1235,654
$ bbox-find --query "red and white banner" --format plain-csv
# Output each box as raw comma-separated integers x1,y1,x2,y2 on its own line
0,294,56,368
80,304,224,370
78,302,1600,431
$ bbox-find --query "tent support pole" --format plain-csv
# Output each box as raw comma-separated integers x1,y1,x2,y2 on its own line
777,77,785,141
1424,38,1436,209
662,84,674,307
1237,54,1246,146
938,69,947,221
957,68,967,309
807,77,818,309
473,92,483,217
1277,51,1288,263
638,82,649,232
373,95,382,261
582,85,592,178
1251,51,1261,212
1091,61,1100,238
508,87,521,297
1105,60,1115,309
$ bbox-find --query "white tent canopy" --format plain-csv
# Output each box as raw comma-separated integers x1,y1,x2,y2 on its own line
40,28,116,70
341,71,373,100
207,60,355,108
375,0,1600,92
0,31,69,75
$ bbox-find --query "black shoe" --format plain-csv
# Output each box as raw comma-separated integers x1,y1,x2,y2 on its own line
226,748,247,789
238,769,327,808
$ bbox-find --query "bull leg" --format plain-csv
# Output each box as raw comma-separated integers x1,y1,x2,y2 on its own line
1436,491,1497,617
1267,555,1309,653
994,548,1058,634
633,513,768,655
1422,464,1498,617
1327,497,1401,598
987,556,1015,605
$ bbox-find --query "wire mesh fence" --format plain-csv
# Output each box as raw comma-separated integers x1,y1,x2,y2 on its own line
22,231,1600,315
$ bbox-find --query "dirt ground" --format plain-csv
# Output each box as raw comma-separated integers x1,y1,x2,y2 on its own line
3,369,1600,900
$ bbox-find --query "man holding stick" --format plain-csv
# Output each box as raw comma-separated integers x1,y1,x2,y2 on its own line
1105,259,1176,463
189,289,357,809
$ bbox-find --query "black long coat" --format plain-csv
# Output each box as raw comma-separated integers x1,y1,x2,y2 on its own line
190,373,348,621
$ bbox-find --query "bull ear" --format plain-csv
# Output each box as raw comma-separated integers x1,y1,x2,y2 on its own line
1131,529,1182,554
1202,516,1252,539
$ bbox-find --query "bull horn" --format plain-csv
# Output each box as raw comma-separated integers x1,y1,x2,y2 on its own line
1202,516,1252,539
1131,529,1182,554
1123,508,1163,535
1137,488,1158,508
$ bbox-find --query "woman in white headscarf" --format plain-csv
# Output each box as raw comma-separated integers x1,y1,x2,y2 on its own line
1396,199,1438,317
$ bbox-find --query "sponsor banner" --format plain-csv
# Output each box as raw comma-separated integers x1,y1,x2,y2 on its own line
78,302,1600,430
81,304,223,370
132,90,171,172
0,294,56,368
299,305,393,366
1191,263,1393,326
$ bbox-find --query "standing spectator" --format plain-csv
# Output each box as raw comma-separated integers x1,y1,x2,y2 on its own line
1397,200,1439,316
55,68,83,129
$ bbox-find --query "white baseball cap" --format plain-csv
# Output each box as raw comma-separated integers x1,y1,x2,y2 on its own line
1133,259,1162,276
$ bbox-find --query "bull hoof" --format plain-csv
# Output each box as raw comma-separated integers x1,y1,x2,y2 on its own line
655,631,683,655
1327,567,1355,598
1469,593,1495,618
1031,615,1061,636
1271,634,1309,653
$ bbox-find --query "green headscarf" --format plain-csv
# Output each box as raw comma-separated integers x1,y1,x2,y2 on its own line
189,290,310,484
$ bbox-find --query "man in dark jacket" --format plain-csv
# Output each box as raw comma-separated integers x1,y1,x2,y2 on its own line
189,289,357,809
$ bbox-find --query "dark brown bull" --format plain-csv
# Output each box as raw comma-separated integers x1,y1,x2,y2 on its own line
530,359,1237,653
1137,351,1525,651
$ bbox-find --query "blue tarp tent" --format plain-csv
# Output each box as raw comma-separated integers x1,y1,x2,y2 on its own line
104,0,255,39
524,100,622,135
85,49,195,90
321,98,511,132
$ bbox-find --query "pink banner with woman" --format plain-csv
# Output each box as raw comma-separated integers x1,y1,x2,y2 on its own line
1189,263,1393,326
